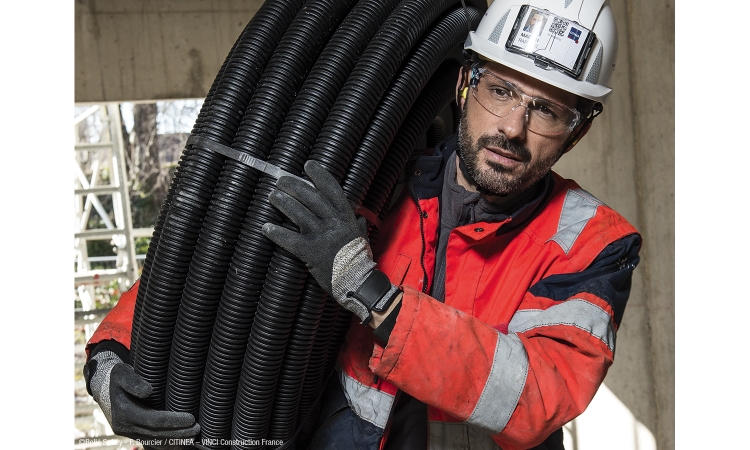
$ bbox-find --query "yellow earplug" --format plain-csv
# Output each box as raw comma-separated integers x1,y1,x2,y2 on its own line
460,87,468,99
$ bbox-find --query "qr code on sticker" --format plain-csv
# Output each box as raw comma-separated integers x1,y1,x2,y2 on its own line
549,17,569,36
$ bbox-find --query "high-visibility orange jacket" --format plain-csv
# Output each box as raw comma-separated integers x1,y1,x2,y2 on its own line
87,136,640,450
332,137,641,450
87,282,138,358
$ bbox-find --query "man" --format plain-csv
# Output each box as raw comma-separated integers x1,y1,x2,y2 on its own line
84,0,639,449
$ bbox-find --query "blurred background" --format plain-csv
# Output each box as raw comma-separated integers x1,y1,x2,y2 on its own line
72,0,674,449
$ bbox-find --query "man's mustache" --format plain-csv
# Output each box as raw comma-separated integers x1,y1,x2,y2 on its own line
476,134,531,163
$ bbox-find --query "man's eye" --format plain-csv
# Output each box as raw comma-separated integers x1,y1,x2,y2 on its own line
534,103,559,120
489,86,513,100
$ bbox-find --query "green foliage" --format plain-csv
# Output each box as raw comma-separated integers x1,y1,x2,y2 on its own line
135,237,151,255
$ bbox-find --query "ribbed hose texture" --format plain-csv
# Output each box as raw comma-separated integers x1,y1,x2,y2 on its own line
309,0,461,181
224,1,404,448
128,0,488,448
166,0,356,426
130,37,234,364
133,0,307,409
340,7,481,206
229,3,470,448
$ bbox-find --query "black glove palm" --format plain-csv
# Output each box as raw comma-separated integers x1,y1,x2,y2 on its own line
85,350,200,442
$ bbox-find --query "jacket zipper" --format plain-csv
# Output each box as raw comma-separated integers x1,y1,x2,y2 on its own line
408,182,429,294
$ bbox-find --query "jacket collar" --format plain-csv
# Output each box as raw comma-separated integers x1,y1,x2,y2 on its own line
410,136,453,200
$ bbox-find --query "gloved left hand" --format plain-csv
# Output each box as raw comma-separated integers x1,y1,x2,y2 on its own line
262,160,399,325
83,349,200,444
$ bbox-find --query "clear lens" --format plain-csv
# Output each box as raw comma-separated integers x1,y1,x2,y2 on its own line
471,70,580,136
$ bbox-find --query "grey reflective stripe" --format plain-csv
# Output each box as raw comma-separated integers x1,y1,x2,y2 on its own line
466,333,528,434
507,309,543,333
429,422,501,450
467,300,616,435
548,188,604,254
511,300,616,352
339,369,394,429
585,47,603,84
488,10,510,43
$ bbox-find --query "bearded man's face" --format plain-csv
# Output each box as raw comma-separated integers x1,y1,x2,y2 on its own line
456,62,579,196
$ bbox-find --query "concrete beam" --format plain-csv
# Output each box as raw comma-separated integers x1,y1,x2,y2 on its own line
75,0,263,103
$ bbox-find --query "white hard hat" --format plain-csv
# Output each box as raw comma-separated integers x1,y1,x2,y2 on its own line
464,0,618,104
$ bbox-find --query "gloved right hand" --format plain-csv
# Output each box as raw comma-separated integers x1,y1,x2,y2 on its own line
262,160,401,325
84,349,200,441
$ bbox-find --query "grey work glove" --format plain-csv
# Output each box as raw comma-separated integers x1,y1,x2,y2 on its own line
84,350,200,443
262,160,399,324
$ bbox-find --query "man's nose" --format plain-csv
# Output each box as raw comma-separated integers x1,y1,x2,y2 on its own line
497,103,528,141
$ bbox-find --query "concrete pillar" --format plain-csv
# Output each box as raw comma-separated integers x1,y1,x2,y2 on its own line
554,0,674,449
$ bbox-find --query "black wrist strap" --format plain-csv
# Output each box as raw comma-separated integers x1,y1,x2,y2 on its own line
349,269,401,324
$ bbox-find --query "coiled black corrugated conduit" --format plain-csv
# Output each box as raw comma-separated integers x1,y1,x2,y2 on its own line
228,2,474,448
133,0,307,410
130,35,237,364
167,0,359,424
130,0,487,448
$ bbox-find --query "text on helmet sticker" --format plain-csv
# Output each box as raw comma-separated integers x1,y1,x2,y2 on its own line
506,5,596,78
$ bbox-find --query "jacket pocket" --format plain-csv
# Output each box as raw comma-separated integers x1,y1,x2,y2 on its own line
388,253,411,286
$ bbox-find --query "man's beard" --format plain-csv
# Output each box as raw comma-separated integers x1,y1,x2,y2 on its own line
457,107,562,196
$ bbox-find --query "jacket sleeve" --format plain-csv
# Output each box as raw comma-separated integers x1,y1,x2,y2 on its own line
85,279,140,359
368,234,640,450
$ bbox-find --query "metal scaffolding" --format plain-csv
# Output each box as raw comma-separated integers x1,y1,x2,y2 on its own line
73,104,152,292
74,104,154,446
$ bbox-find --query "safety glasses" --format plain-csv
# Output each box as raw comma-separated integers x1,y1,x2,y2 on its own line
470,67,581,136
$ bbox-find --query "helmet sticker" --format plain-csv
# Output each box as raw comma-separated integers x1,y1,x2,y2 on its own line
506,5,596,78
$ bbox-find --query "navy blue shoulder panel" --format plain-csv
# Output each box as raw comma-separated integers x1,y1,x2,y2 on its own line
528,233,641,327
410,135,457,200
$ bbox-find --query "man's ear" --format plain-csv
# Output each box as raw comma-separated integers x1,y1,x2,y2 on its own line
562,120,593,155
455,68,468,109
563,101,602,155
